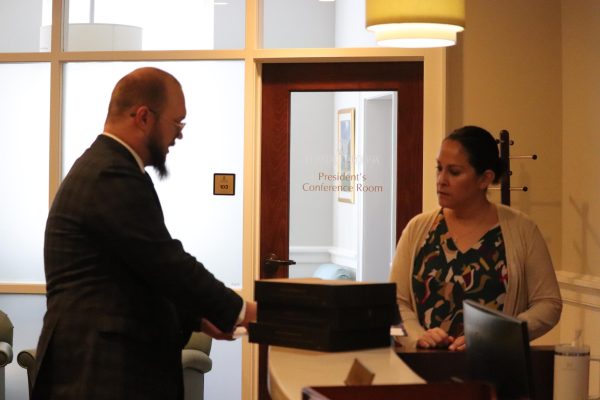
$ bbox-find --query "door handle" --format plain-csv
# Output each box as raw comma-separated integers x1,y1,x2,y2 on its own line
264,253,296,277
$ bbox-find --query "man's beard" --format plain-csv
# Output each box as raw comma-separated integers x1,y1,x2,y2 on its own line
148,129,169,179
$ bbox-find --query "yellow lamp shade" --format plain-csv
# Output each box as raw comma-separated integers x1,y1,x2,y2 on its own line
366,0,465,48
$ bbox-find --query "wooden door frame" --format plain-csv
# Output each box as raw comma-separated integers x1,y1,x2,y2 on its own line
261,61,424,278
258,61,424,399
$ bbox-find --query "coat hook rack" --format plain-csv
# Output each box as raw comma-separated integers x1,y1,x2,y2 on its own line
493,129,537,206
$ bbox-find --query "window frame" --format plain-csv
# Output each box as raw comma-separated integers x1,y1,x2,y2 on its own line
0,2,447,399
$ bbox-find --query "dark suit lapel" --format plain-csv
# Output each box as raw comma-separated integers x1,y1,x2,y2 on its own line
144,171,164,217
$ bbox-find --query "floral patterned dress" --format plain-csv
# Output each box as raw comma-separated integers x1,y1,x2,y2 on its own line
412,210,508,337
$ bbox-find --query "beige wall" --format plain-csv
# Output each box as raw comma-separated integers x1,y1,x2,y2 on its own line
557,1,600,386
446,0,600,358
447,0,563,269
561,0,600,276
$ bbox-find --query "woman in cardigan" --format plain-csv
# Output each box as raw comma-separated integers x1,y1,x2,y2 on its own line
390,125,561,351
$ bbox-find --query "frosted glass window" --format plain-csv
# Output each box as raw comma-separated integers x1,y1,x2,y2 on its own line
262,0,378,48
62,61,244,287
0,63,50,282
0,0,51,52
62,0,245,51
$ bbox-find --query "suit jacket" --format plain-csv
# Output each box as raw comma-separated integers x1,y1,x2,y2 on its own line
32,135,243,399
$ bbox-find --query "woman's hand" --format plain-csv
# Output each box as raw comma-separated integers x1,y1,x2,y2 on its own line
417,327,455,349
448,335,466,351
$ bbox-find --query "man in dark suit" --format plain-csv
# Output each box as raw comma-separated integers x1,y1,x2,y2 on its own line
32,67,256,399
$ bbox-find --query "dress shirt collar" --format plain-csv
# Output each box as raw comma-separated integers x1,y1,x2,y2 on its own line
102,132,145,173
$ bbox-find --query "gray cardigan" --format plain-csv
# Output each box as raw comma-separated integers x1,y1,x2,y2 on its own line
390,204,562,349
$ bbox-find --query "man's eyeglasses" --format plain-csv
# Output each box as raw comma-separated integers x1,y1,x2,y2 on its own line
131,107,186,132
173,120,186,132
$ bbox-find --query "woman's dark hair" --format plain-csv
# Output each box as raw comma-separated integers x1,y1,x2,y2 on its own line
446,125,506,184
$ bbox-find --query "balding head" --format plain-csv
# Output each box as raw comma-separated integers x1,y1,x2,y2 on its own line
105,67,181,124
103,67,187,176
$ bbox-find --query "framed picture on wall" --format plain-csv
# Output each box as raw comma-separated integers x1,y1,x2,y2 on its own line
337,108,355,203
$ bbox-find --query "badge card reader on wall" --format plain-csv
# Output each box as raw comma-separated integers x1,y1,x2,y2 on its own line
213,173,235,196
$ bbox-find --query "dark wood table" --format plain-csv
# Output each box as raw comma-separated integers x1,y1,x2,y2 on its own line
395,345,555,400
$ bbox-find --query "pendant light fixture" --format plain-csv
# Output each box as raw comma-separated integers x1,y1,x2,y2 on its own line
366,0,465,48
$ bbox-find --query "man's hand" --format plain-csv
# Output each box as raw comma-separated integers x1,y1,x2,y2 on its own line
200,318,235,341
200,301,257,340
239,301,257,328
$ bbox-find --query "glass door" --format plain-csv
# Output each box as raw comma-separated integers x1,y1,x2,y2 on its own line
289,91,398,283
